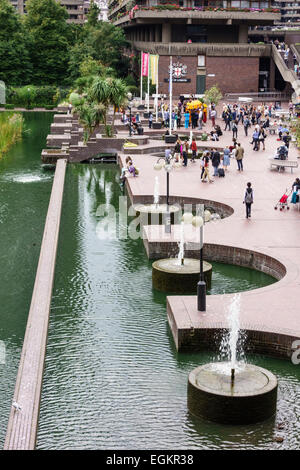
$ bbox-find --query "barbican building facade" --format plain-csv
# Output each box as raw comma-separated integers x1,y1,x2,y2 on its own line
108,0,297,96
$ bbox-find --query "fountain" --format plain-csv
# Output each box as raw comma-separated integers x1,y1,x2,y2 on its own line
133,176,180,227
152,222,212,294
187,294,278,424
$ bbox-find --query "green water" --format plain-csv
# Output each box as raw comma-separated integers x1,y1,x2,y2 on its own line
0,113,299,449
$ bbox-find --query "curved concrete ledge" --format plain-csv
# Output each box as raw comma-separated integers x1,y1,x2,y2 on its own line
4,159,67,450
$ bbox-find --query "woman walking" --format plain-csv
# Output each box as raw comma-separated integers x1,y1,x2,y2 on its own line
243,182,253,219
201,154,213,183
222,146,231,171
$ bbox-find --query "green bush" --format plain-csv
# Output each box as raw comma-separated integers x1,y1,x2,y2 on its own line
4,104,15,109
6,85,70,107
44,105,55,110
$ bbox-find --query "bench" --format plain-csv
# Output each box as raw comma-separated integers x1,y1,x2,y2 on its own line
269,159,298,173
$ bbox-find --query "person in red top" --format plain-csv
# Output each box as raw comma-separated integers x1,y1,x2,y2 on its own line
190,138,197,163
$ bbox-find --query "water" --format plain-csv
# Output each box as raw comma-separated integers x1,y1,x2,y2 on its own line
0,113,299,449
0,112,54,446
153,176,159,206
177,221,185,266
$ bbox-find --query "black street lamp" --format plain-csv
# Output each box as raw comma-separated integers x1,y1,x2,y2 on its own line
192,206,212,312
154,154,181,233
127,92,133,137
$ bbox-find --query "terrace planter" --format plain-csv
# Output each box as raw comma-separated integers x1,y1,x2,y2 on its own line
143,112,150,119
138,105,145,110
153,122,162,129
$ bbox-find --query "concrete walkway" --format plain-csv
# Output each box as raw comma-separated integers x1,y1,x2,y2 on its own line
120,113,300,357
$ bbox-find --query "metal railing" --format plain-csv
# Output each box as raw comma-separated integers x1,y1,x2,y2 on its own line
224,91,291,101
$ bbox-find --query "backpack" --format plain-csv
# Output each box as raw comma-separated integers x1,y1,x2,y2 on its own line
245,189,253,203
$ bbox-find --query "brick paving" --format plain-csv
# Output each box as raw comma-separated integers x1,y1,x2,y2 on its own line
120,109,300,355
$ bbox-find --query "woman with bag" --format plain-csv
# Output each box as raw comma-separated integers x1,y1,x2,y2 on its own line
243,182,253,218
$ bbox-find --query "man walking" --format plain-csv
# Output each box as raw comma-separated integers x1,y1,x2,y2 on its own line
235,143,244,171
243,182,253,218
211,149,221,177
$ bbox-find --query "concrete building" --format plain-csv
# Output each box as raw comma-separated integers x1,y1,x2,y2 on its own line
9,0,90,24
108,0,298,96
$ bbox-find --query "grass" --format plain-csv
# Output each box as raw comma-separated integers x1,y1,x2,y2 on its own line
0,112,24,158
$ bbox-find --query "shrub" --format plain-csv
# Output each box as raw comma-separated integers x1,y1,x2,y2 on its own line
4,104,15,109
0,113,24,157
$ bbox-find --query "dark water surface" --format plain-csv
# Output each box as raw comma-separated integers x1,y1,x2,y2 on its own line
0,113,299,449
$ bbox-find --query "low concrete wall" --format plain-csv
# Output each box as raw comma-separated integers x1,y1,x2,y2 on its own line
4,159,67,450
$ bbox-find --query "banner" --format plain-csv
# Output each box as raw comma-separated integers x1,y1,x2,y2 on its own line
142,52,149,77
150,55,159,85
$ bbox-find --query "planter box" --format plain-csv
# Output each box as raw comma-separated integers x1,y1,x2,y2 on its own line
143,112,150,119
138,105,145,110
165,135,177,144
152,122,162,129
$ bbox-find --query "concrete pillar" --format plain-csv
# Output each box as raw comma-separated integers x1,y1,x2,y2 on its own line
150,27,155,42
155,24,161,43
162,23,171,43
270,58,276,91
238,25,248,43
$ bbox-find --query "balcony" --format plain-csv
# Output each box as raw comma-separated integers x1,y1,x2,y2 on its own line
129,40,271,56
113,8,280,27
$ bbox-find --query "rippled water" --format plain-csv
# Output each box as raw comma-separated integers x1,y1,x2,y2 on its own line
0,112,54,446
34,164,299,450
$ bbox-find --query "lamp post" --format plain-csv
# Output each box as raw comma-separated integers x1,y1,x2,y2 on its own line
154,154,181,233
192,206,212,312
127,92,133,137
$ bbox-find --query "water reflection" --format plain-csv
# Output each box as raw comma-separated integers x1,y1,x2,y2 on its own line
36,164,300,450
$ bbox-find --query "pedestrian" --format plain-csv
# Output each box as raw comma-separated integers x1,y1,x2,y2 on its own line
177,110,181,128
182,139,189,166
244,116,250,136
201,154,213,183
211,108,216,127
174,138,182,162
211,148,221,176
148,112,153,129
252,129,259,151
165,147,172,160
190,137,197,163
232,120,238,139
198,108,203,130
235,143,244,171
222,146,231,171
259,128,266,151
184,111,190,129
243,182,253,219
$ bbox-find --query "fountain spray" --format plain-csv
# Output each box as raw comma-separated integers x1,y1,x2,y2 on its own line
177,222,185,266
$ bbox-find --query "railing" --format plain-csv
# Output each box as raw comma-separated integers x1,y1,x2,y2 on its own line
224,91,291,101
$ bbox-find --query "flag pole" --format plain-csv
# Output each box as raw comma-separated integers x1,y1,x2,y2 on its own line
140,51,143,104
156,55,159,123
147,56,150,114
169,55,172,136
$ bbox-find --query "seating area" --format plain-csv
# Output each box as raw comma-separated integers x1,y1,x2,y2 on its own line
269,159,298,173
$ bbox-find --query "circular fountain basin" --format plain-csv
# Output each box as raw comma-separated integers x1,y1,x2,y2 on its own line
188,362,278,424
152,258,212,293
133,203,180,226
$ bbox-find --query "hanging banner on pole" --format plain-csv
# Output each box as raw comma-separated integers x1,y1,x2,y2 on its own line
150,55,159,85
142,53,149,77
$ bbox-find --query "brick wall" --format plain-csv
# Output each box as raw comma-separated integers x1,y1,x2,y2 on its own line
206,56,259,94
158,55,260,95
158,56,198,95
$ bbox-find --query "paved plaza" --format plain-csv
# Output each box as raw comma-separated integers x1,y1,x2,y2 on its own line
121,109,300,351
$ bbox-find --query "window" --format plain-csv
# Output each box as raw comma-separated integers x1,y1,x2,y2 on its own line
198,55,205,67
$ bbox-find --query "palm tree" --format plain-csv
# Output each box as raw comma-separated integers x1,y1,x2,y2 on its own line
88,77,111,131
107,77,128,135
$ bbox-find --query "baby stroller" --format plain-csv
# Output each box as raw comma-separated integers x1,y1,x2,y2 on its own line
274,189,291,210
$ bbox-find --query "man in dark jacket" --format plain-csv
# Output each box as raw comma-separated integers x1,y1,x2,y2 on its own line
211,149,221,176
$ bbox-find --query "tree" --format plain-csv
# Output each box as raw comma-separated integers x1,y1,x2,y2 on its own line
24,0,71,85
0,0,32,85
204,85,223,106
87,1,100,28
88,76,128,136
